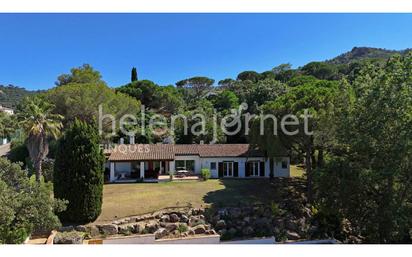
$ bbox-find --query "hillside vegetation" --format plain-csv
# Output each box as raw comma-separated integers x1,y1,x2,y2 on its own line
0,84,36,108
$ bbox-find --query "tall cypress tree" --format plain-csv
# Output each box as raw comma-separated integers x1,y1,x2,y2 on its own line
54,119,105,223
131,67,138,82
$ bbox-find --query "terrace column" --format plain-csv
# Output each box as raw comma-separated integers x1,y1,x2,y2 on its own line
238,160,246,178
110,162,115,182
140,161,145,179
169,161,175,174
265,159,270,177
159,161,163,174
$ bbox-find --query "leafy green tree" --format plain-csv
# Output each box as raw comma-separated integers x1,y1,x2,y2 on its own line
157,85,184,114
174,99,224,144
218,78,236,88
251,80,340,201
316,54,412,243
18,97,63,181
116,80,161,109
0,111,16,140
131,67,138,82
46,82,140,134
211,90,239,112
176,76,215,103
54,119,105,223
243,78,287,111
272,63,292,75
259,71,276,80
236,71,261,82
301,62,338,80
271,63,298,82
287,75,318,87
56,64,105,86
7,139,29,166
0,157,66,244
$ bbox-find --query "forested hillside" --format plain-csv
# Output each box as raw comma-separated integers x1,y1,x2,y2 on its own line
326,46,411,64
0,84,36,108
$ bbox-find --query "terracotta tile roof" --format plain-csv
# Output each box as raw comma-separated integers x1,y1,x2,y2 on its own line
197,144,264,157
108,144,175,161
174,144,199,155
108,144,265,161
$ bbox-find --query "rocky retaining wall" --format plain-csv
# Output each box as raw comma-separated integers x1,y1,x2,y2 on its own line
55,207,217,244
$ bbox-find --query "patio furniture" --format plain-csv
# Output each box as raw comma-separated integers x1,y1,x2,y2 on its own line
175,170,189,178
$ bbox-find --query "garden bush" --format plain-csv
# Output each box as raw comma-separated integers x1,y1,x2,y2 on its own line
200,168,211,181
54,119,105,223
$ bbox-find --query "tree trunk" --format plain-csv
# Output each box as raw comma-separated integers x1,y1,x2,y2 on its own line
317,149,324,168
311,150,317,170
27,134,47,182
34,159,42,182
305,146,313,203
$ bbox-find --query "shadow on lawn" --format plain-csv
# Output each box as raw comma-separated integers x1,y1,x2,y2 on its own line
203,178,306,209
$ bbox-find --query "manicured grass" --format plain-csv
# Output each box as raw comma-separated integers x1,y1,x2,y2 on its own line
290,165,305,178
97,179,283,223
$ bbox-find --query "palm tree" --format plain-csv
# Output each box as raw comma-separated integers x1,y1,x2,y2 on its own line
18,97,63,181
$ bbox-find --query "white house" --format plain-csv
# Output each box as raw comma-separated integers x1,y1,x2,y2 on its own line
106,144,290,182
0,105,14,115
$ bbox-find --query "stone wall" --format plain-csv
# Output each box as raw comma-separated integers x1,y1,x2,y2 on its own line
205,204,313,241
57,207,217,243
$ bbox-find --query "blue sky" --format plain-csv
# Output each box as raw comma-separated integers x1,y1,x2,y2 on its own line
0,13,411,90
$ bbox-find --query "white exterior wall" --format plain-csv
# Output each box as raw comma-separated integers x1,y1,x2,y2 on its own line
107,156,290,182
110,162,115,182
273,157,291,177
169,160,175,174
199,156,290,178
200,157,267,178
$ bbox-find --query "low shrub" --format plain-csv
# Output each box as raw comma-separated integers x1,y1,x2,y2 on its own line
201,168,211,181
42,158,54,183
7,140,29,166
54,231,84,244
178,223,188,233
270,202,281,216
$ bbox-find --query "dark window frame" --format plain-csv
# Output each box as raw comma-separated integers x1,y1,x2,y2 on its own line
281,160,288,169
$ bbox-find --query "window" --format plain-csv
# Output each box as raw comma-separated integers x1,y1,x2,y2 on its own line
175,160,195,172
281,160,288,169
176,160,185,171
186,160,195,172
223,162,234,177
210,162,216,170
249,161,260,176
153,161,161,172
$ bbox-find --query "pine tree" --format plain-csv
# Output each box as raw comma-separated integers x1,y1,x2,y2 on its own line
131,67,138,82
53,119,105,222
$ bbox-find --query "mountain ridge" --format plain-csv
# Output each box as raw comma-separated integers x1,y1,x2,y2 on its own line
0,84,37,109
1,46,411,99
325,46,412,65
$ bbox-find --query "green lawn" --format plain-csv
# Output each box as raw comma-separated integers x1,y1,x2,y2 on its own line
290,165,305,178
96,167,307,223
97,179,287,223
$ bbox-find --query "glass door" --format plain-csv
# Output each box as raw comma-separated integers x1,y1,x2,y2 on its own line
250,161,260,176
223,162,234,177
